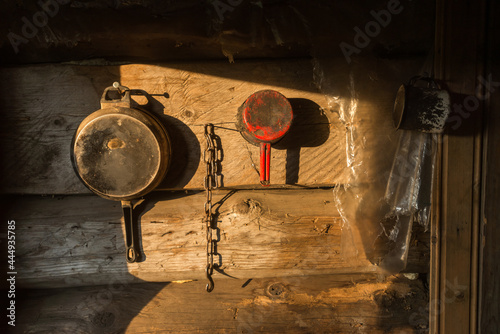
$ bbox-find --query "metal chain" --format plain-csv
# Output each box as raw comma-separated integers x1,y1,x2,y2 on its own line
204,123,219,292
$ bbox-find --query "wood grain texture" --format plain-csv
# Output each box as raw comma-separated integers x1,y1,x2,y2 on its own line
0,60,348,194
433,0,486,333
15,274,429,333
6,190,429,289
0,0,435,64
480,0,500,331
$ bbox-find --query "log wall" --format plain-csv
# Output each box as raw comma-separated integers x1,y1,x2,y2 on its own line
16,274,429,334
6,190,429,289
0,0,436,332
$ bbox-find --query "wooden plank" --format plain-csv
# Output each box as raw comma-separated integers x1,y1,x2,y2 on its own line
0,60,348,194
0,58,426,195
479,0,500,331
433,0,486,333
5,190,429,288
15,274,429,333
429,137,442,334
430,3,445,332
0,0,435,64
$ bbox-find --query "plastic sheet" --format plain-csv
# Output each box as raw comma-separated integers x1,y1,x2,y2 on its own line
312,57,437,274
384,130,436,222
381,131,436,271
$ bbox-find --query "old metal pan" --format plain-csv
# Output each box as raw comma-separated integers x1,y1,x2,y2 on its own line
71,83,171,262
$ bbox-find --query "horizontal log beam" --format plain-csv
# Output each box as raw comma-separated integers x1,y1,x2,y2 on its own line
0,57,429,195
0,0,435,64
6,189,429,288
0,60,348,194
16,274,429,333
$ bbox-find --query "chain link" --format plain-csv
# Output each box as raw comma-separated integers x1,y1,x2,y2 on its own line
204,123,219,292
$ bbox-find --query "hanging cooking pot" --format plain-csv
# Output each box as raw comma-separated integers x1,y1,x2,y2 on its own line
71,82,171,262
236,90,293,186
393,76,451,133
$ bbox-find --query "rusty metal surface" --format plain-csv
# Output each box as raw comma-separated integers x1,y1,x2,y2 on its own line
237,90,293,145
72,106,171,200
236,90,293,186
71,84,172,263
393,77,450,133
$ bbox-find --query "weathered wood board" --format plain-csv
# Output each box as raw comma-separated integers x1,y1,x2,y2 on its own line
7,190,429,289
0,0,435,65
0,56,430,195
0,60,348,194
432,0,486,333
15,274,429,333
480,0,500,331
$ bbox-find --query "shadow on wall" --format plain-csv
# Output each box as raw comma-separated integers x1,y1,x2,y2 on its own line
0,67,193,332
272,98,330,184
129,89,200,189
1,194,167,333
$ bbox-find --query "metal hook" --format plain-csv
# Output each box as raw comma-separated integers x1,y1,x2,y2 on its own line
205,264,214,292
113,81,129,95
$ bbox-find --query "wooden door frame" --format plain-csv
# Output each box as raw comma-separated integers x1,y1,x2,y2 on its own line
430,0,499,333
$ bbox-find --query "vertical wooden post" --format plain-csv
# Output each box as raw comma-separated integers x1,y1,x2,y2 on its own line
432,0,487,333
479,0,500,332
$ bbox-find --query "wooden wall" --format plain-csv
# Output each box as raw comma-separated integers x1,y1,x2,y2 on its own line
0,0,437,332
0,61,348,193
16,275,429,333
430,0,497,333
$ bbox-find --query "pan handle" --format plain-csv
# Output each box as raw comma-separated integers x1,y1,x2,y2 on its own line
121,200,140,263
100,82,131,109
259,142,271,186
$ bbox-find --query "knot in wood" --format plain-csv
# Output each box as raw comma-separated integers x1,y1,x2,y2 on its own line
266,282,287,299
234,199,263,216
